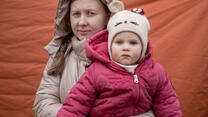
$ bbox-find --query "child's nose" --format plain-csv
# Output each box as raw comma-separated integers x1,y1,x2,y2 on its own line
122,43,130,51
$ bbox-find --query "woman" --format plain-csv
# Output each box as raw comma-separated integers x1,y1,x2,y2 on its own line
33,0,154,117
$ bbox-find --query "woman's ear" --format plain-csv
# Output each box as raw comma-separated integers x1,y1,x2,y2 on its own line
103,12,110,29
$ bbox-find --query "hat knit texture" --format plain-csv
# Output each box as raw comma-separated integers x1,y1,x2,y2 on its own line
107,10,150,62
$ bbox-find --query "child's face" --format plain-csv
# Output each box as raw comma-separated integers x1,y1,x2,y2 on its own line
111,31,142,65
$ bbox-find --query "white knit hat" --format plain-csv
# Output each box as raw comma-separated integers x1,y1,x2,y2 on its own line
107,10,150,62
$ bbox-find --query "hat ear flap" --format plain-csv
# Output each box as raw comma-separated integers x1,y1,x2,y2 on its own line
108,1,124,14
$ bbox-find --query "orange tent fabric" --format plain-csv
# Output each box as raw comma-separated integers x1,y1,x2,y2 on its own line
0,0,207,117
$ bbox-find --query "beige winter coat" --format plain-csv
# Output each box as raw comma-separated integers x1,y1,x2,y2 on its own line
32,0,89,116
33,0,154,117
33,36,90,117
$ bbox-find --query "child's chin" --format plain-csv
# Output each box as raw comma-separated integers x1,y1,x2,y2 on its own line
120,61,130,65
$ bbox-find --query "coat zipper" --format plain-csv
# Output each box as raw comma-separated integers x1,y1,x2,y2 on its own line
129,73,140,115
133,74,139,83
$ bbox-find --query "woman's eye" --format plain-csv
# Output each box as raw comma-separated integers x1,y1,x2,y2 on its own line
72,12,80,17
88,12,96,16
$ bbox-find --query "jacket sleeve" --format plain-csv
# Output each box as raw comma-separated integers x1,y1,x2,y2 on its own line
33,57,62,117
57,68,96,117
153,64,182,117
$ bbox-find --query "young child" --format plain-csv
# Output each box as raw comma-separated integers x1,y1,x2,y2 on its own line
57,10,182,117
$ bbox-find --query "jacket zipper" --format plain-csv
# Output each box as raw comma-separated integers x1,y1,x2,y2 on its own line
133,74,139,83
129,73,140,115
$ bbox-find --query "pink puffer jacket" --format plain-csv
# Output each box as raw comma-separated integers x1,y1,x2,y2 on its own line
57,30,182,117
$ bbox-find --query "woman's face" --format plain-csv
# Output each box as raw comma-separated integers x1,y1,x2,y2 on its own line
70,0,109,40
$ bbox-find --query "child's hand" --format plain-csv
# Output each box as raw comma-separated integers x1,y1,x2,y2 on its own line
129,110,155,117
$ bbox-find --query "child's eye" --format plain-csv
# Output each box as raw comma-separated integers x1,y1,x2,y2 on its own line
130,41,138,45
115,40,123,44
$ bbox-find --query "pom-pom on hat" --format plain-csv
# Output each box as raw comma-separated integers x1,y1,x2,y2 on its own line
107,9,150,62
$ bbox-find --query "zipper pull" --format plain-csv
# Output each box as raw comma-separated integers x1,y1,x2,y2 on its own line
133,75,139,83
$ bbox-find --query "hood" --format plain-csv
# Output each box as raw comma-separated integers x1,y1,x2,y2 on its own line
86,30,110,64
44,0,71,58
86,29,153,66
44,0,124,58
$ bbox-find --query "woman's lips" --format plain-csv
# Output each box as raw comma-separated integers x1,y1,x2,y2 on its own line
78,30,90,35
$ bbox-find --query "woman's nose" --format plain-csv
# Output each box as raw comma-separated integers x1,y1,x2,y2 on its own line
78,15,88,26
